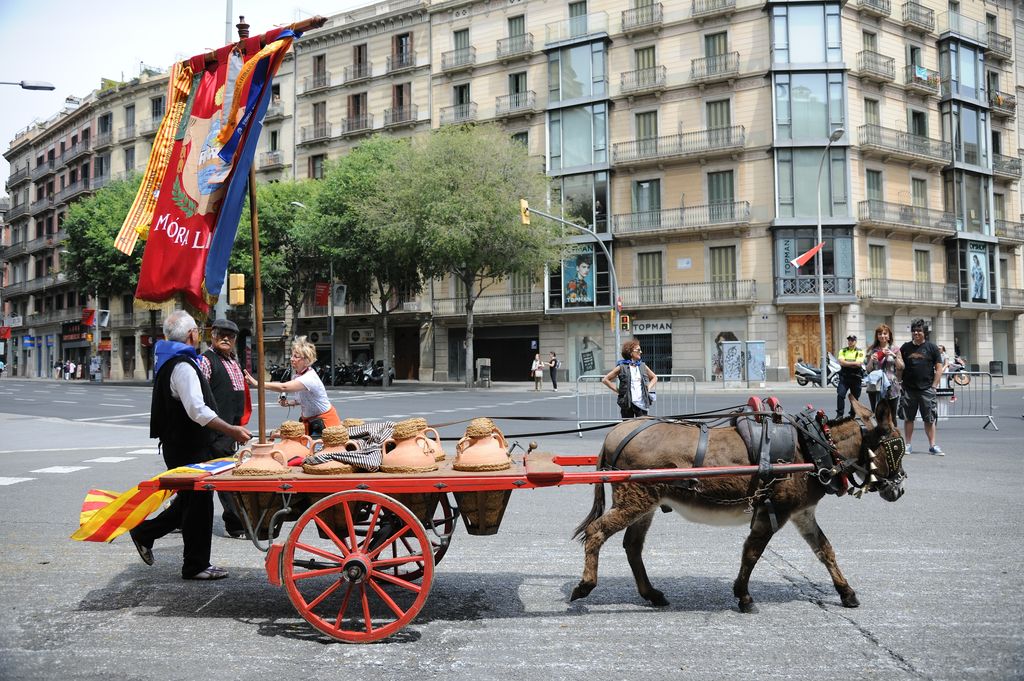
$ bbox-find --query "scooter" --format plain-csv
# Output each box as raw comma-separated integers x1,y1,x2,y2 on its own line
794,353,841,387
946,356,971,386
359,360,395,386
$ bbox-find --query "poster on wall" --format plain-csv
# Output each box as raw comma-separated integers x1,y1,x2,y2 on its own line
711,330,740,380
968,242,988,302
563,244,595,307
720,340,744,382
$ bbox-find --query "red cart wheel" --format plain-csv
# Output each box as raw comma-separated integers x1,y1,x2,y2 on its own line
282,491,434,643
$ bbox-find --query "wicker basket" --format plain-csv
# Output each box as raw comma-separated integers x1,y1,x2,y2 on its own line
393,493,441,525
453,489,512,536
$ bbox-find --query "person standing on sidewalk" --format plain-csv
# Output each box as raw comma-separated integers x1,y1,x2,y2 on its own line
835,334,865,419
198,319,250,539
864,323,903,415
548,352,559,391
898,319,945,456
530,353,544,390
602,339,657,419
129,310,252,579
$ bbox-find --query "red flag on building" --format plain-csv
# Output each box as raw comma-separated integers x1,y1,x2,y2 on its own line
789,242,825,270
81,308,96,326
0,326,10,340
314,282,330,306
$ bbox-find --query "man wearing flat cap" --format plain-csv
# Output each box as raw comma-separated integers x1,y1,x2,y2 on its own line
199,318,250,538
836,333,865,419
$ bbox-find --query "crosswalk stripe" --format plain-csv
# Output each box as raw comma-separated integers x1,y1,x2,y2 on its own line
30,466,91,474
0,477,35,486
84,457,137,463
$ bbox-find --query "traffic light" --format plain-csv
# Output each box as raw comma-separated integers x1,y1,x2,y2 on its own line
619,314,630,332
228,273,245,306
519,198,530,225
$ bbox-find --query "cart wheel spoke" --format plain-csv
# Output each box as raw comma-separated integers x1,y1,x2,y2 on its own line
368,579,408,619
335,580,355,629
305,578,344,611
374,554,428,569
310,515,352,557
367,524,411,560
360,583,373,634
370,569,424,593
360,504,384,552
292,539,345,564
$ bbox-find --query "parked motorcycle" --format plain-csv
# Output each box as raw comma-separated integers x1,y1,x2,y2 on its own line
946,356,971,386
794,353,841,387
336,362,365,386
267,363,290,382
359,360,395,386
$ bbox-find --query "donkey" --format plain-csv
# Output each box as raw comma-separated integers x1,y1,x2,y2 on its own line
570,396,906,613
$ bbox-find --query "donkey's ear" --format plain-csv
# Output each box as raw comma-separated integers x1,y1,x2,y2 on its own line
875,397,896,432
849,395,875,426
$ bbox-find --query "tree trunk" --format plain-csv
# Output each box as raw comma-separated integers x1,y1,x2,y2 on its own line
381,306,391,389
464,273,476,389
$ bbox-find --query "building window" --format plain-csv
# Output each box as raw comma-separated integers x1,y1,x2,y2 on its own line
914,249,931,282
864,98,880,126
707,170,735,219
508,15,525,36
548,103,607,171
637,251,663,304
710,245,737,299
632,178,661,229
869,244,885,279
354,43,367,67
269,130,279,152
552,171,608,233
309,154,325,180
776,148,848,218
124,147,135,172
124,104,135,128
912,177,928,207
939,41,983,100
943,171,989,234
771,4,842,65
634,46,656,71
866,169,883,201
706,99,730,129
511,131,528,147
509,71,527,95
774,72,845,140
941,103,987,166
150,96,165,120
547,42,606,102
511,271,532,310
774,227,854,289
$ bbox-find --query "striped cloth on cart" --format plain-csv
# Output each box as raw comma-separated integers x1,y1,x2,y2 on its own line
306,421,396,472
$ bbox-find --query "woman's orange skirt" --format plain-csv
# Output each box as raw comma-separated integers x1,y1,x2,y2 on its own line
301,405,341,435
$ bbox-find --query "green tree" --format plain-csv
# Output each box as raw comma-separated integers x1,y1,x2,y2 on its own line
380,124,559,387
231,179,325,338
63,175,144,296
313,136,419,387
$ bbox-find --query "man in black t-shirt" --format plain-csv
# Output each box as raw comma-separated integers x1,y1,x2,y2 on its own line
898,319,945,456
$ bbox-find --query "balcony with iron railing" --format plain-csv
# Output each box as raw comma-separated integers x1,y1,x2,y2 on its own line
341,114,374,135
497,33,534,60
611,201,751,236
2,239,28,259
303,72,333,94
7,201,29,221
775,276,856,299
264,102,286,120
902,1,935,32
6,165,30,189
56,178,91,204
25,308,84,326
621,66,667,95
857,50,895,83
612,125,745,166
109,312,136,328
30,159,56,181
92,174,110,190
258,150,284,170
343,62,373,83
620,279,756,308
989,90,1016,119
440,103,478,126
93,130,113,149
904,64,940,96
30,195,55,216
24,230,64,256
384,104,419,127
495,91,537,117
690,0,733,21
118,125,136,141
299,123,333,144
545,11,608,45
441,46,477,72
856,0,890,17
690,52,740,83
433,291,544,316
996,219,1024,244
938,12,987,46
2,281,27,297
858,200,957,236
858,124,951,165
859,278,958,306
138,117,161,136
992,153,1021,180
623,3,664,31
60,140,92,166
1002,287,1024,308
987,31,1012,61
387,50,416,73
23,272,67,295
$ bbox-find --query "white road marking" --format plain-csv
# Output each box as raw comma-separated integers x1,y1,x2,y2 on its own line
76,412,150,422
100,403,135,407
0,445,149,454
128,449,159,455
0,477,36,485
53,400,78,404
84,456,137,463
30,466,91,474
13,398,36,402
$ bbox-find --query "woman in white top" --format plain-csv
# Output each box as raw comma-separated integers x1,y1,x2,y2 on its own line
244,336,341,437
601,339,658,419
530,353,544,390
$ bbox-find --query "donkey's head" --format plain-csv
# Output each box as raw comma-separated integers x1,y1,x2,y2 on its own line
847,397,906,502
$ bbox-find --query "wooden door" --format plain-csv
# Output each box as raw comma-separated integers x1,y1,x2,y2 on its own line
787,314,834,369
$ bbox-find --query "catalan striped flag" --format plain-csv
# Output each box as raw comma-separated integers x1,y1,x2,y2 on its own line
71,458,235,542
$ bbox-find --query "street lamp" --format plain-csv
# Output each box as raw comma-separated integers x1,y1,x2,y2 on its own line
290,201,334,379
0,80,56,91
815,128,845,388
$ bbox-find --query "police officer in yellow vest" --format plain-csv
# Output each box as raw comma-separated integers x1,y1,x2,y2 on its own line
836,334,865,419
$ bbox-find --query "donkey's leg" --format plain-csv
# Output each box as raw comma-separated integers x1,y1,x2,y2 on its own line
622,508,668,606
571,484,654,602
790,506,859,607
733,506,789,614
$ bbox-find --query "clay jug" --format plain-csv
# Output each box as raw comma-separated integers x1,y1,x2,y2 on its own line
381,418,438,473
453,417,511,472
303,425,359,475
405,417,447,461
272,420,314,464
232,442,289,476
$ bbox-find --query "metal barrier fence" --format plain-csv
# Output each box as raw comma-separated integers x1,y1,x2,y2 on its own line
934,371,997,430
575,374,697,435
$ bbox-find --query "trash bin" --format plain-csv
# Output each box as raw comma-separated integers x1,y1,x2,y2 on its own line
475,358,491,388
988,360,1004,383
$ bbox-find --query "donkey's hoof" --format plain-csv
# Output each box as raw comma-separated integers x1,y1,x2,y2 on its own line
645,590,669,607
738,597,758,614
570,582,594,602
840,591,860,608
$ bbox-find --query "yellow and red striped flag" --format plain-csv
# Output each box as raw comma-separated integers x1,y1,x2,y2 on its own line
71,458,234,542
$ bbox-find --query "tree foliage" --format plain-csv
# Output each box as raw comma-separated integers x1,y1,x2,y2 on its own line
63,176,144,296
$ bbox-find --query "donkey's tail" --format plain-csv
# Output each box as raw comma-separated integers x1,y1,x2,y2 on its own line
572,447,607,542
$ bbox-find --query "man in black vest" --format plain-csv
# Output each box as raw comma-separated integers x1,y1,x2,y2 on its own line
129,311,251,580
199,318,249,538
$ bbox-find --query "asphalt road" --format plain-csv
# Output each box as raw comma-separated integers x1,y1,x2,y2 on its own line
0,379,1022,681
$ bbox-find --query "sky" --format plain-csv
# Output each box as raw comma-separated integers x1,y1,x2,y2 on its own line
0,0,369,189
